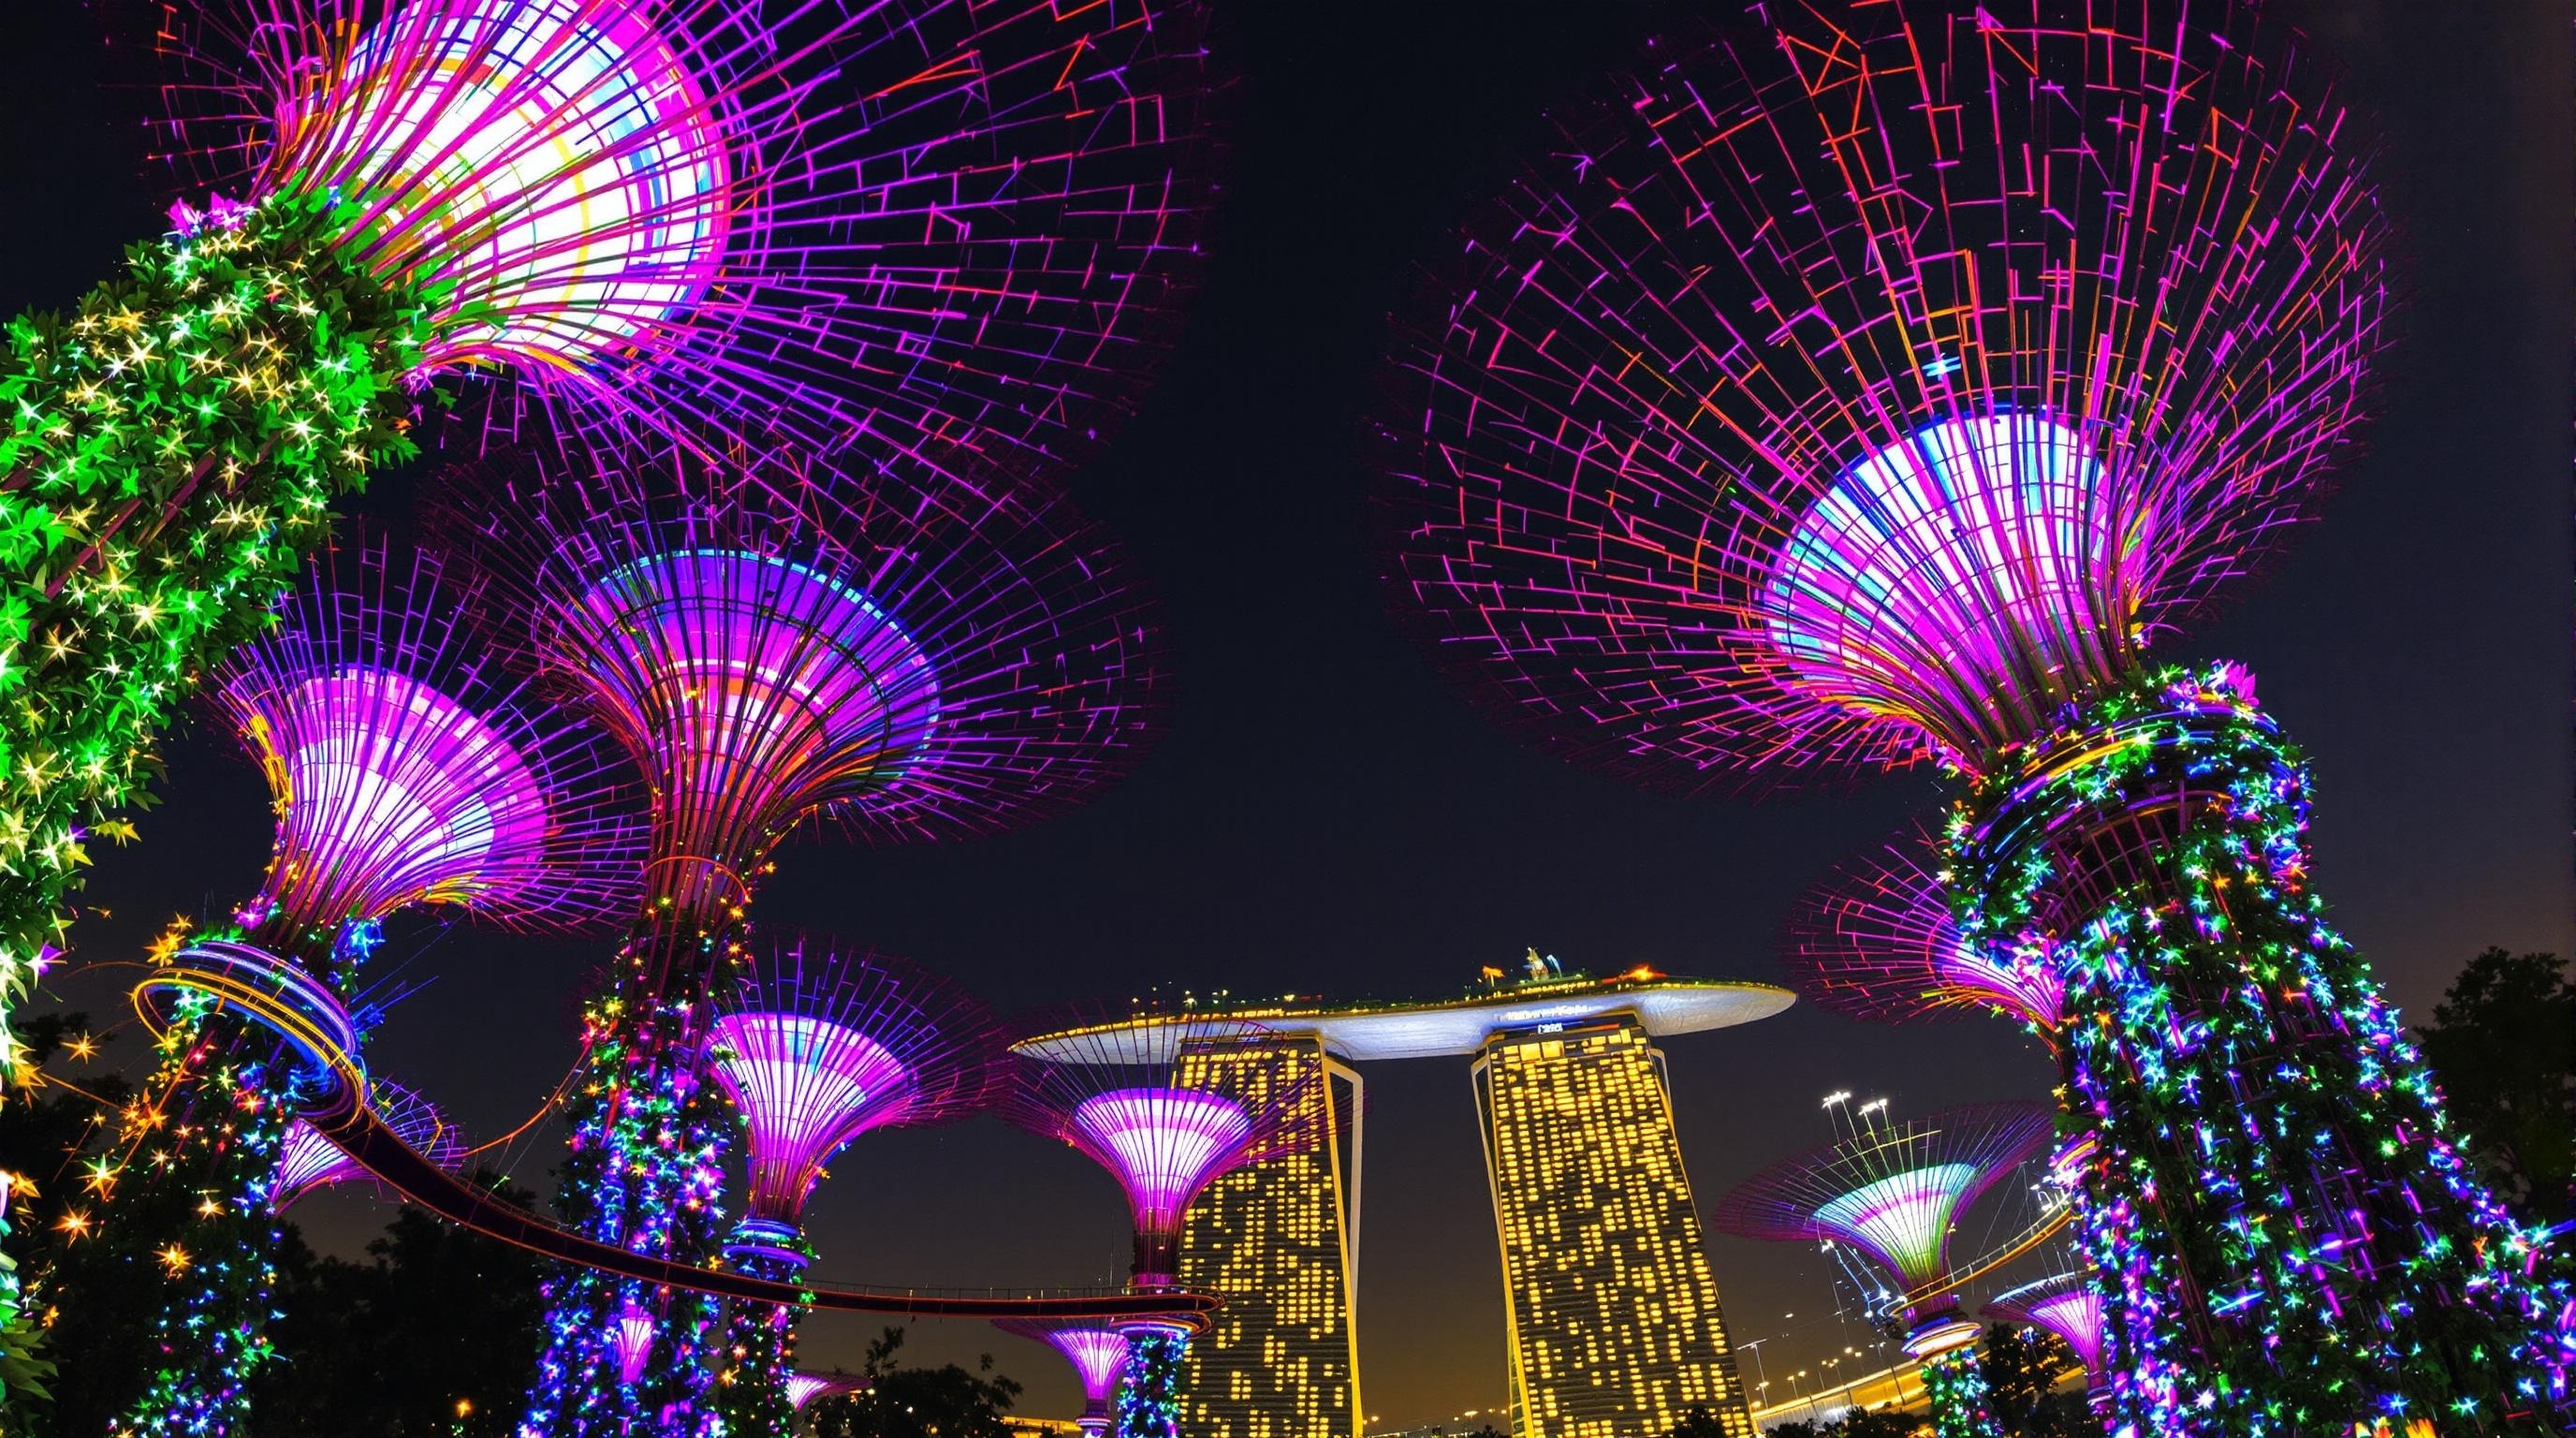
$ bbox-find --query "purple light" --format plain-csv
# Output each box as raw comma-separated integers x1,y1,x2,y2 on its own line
1768,413,2128,760
242,666,549,923
994,1318,1132,1435
611,1299,655,1386
1070,1088,1255,1238
212,536,646,946
1377,7,2384,783
1714,1101,2055,1317
162,0,1222,487
1783,827,2063,1032
1986,1271,2109,1395
271,1079,463,1211
558,547,939,886
708,1014,915,1221
784,1373,867,1412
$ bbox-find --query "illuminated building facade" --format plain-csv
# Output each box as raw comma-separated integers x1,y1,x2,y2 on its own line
1473,1015,1756,1438
1176,1036,1366,1438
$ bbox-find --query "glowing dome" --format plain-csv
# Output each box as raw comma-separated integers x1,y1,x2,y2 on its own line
299,0,729,370
1068,1088,1255,1235
708,1013,915,1219
1811,1163,1982,1292
560,547,942,884
1768,412,2133,760
249,665,553,926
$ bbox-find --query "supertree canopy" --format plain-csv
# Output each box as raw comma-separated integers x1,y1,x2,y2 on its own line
994,1318,1132,1438
1714,1101,2055,1438
437,453,1161,1438
1378,2,2572,1430
1984,1270,2107,1414
1782,826,2061,1034
707,937,1006,1438
784,1372,869,1413
0,0,1207,1388
1006,1018,1318,1438
38,536,640,1437
271,1079,465,1211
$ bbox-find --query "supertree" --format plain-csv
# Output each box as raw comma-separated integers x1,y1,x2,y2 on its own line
1713,1101,2055,1438
1005,1019,1322,1438
0,9,1210,1379
436,454,1161,1438
1782,826,2062,1037
784,1372,869,1416
38,535,639,1437
0,0,1213,1074
1375,1,2572,1430
1984,1269,2107,1418
270,1078,465,1211
992,1319,1131,1438
706,938,1006,1438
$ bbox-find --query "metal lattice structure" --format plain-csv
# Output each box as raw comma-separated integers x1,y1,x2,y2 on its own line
1781,826,2060,1032
1711,1100,2053,1356
1983,1269,2107,1407
709,937,1006,1240
150,0,1221,484
272,1079,464,1211
210,534,646,966
1379,1,2383,785
994,1319,1132,1437
441,454,1165,943
1006,1015,1323,1289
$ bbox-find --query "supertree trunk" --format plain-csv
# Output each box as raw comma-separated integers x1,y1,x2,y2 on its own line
715,1246,814,1438
1952,666,2574,1435
0,194,420,1348
523,902,736,1437
1918,1346,2002,1438
1113,1328,1187,1438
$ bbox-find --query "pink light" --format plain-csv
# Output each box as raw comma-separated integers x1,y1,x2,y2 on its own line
243,665,552,926
2026,1291,2106,1372
1069,1087,1254,1236
561,548,940,884
708,1012,916,1222
272,1120,363,1206
1768,413,2131,759
270,0,729,372
784,1373,866,1411
611,1300,655,1386
1048,1327,1130,1403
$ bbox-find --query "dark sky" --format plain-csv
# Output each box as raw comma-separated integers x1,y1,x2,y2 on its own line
9,0,2571,1429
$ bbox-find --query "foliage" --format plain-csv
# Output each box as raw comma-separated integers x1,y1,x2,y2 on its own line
242,1173,547,1437
1918,1343,2000,1438
2416,948,2576,1221
1952,665,2573,1435
1977,1325,2086,1438
1666,1408,1736,1438
803,1327,1024,1438
0,190,428,1408
1764,1409,1916,1438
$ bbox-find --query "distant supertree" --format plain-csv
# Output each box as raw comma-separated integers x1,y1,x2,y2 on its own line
706,938,1005,1438
1006,1019,1321,1438
38,536,640,1437
439,454,1161,1437
1714,1101,2055,1438
271,1080,466,1212
1377,2,2572,1430
784,1372,869,1416
1983,1271,2106,1416
1782,827,2061,1036
0,2,1213,1258
992,1320,1131,1438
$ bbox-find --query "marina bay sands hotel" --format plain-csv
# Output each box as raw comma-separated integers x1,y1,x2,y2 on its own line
1028,957,1791,1438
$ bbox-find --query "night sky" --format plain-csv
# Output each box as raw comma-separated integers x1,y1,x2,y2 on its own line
7,0,2571,1430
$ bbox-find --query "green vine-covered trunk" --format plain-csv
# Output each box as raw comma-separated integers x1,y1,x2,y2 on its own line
0,194,426,1413
523,903,737,1438
1952,665,2573,1436
1918,1344,2003,1438
714,1255,812,1438
1114,1328,1186,1438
